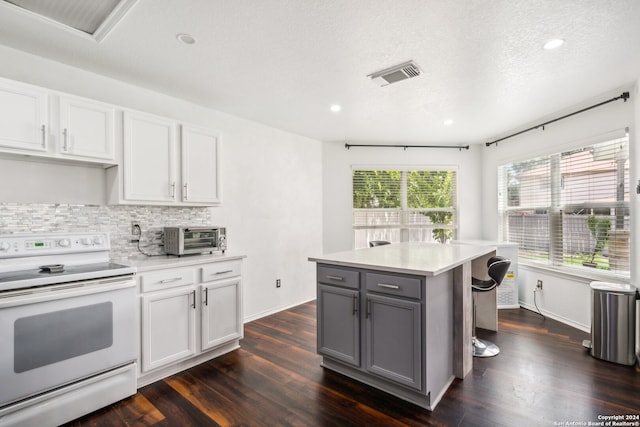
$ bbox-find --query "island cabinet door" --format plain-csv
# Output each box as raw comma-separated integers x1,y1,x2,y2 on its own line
317,284,360,366
365,294,422,391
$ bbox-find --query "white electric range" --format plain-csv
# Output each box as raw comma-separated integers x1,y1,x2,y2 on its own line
0,232,137,426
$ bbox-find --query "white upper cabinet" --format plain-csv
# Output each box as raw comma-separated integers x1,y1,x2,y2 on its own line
0,79,48,153
109,111,221,206
181,124,221,204
58,95,115,162
123,111,177,203
0,77,116,165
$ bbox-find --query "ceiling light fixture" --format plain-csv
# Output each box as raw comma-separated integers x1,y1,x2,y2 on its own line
543,38,564,50
330,104,342,113
176,33,196,45
443,119,454,126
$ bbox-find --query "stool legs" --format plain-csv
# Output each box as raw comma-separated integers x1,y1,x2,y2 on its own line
472,291,500,357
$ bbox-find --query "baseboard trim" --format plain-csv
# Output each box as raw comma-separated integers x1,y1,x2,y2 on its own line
519,302,590,333
243,297,316,323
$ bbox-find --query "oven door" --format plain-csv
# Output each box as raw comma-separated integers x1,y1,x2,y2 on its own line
0,277,136,408
183,228,217,253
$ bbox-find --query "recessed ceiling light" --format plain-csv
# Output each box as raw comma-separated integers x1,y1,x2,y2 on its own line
443,119,454,126
543,38,564,50
176,33,196,45
330,104,342,113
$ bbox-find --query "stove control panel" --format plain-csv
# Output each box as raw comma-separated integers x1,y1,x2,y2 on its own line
0,232,111,258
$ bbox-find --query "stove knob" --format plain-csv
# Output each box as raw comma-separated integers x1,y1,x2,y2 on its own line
81,237,93,245
58,239,71,248
0,241,10,252
93,236,104,246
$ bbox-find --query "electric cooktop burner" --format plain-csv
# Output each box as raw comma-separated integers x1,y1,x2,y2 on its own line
0,231,137,292
0,262,136,291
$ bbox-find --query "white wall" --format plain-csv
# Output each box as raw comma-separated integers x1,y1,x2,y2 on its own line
480,85,637,331
321,141,484,254
0,45,323,321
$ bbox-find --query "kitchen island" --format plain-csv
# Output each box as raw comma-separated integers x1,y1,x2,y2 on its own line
308,242,495,410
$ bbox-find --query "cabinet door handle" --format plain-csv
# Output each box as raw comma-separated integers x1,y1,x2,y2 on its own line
214,270,233,275
352,294,358,315
41,124,46,147
377,283,400,290
170,182,176,198
326,275,344,281
62,128,69,151
159,277,181,284
203,288,209,306
183,183,188,200
191,290,196,309
366,299,371,318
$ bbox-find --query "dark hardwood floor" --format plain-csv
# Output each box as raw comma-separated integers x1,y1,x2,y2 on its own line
66,301,640,426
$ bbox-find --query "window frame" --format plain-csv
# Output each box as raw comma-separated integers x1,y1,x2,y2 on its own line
497,134,630,280
352,165,459,249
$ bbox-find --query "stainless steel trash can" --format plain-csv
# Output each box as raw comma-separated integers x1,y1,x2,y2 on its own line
589,281,637,366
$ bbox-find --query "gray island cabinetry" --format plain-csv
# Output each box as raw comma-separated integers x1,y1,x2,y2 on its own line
310,242,495,411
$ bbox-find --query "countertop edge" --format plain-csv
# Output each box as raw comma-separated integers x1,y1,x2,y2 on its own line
308,244,495,276
116,253,247,272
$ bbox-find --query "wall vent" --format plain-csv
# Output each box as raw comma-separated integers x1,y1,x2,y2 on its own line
367,61,422,87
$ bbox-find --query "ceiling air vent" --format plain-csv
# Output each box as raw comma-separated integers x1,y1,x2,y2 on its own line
367,61,422,87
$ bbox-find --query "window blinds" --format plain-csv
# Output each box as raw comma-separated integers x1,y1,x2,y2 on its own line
498,136,630,277
352,169,458,248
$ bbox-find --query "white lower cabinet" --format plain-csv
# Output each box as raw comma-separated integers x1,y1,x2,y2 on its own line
138,258,243,383
201,277,243,351
141,286,197,372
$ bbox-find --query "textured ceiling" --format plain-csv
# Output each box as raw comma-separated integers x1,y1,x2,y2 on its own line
0,0,638,145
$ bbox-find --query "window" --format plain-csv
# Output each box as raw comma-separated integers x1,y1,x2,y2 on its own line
498,135,630,278
352,168,458,249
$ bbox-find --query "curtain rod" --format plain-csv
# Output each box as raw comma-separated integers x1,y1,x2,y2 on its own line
345,143,470,151
485,91,630,147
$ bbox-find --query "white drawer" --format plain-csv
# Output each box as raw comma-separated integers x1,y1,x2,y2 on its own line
201,260,241,282
141,268,196,292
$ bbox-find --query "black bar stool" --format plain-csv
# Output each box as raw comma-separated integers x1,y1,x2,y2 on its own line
471,256,511,357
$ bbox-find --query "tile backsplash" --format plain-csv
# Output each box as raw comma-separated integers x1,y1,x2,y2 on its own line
0,203,211,259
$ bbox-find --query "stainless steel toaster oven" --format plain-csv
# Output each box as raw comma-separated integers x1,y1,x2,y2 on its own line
163,226,226,256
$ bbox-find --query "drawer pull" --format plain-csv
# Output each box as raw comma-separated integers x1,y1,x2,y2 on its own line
159,277,182,284
326,275,344,281
214,270,233,275
377,283,400,290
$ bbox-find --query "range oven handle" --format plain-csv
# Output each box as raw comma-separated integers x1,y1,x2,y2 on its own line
0,277,136,308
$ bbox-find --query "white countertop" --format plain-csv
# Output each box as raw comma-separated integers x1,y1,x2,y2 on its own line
309,242,495,276
115,252,246,272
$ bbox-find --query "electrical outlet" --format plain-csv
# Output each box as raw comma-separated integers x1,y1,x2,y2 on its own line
276,279,281,288
131,222,141,236
536,280,543,290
